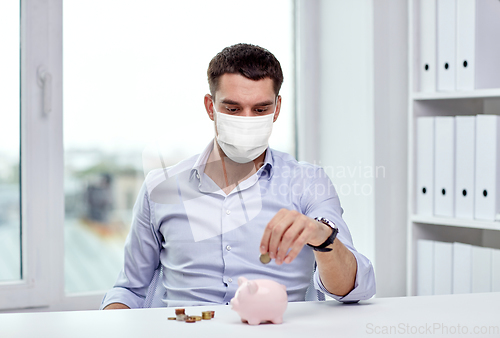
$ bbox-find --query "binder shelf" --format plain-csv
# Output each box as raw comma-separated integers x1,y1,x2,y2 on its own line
407,0,500,297
411,215,500,232
413,88,500,101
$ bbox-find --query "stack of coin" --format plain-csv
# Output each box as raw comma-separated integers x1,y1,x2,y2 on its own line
170,309,215,323
175,308,186,321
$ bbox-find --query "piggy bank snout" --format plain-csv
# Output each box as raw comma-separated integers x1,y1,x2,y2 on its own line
230,297,238,309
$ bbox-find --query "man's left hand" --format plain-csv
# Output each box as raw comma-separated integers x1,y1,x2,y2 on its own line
259,208,333,265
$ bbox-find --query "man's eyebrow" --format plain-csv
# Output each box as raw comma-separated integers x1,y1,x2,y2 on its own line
253,100,274,106
220,99,275,106
221,99,240,105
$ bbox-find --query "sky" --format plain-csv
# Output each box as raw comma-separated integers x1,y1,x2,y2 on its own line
1,0,294,165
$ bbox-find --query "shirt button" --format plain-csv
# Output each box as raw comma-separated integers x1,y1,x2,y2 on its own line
226,210,231,215
226,245,231,251
228,277,233,283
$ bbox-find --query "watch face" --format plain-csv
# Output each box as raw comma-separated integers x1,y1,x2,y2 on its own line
316,217,336,229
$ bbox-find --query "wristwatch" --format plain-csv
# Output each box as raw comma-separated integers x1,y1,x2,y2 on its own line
307,217,338,252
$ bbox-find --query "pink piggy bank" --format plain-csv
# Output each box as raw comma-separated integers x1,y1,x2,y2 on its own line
230,277,288,325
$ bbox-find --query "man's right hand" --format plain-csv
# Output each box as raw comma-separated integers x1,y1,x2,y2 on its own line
103,303,130,310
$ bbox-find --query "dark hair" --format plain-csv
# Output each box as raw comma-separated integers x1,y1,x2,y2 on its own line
207,43,284,99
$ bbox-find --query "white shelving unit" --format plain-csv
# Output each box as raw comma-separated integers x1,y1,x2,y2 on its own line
413,88,500,101
411,215,500,232
406,0,500,296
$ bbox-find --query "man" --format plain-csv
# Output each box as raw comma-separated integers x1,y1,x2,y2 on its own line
102,43,375,309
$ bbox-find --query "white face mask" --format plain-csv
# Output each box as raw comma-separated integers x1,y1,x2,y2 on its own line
214,103,276,164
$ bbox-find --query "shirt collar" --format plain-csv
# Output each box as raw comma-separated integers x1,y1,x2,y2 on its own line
258,147,274,181
189,140,214,182
189,140,275,182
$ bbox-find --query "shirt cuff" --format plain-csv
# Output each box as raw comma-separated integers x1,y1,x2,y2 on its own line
100,287,146,310
313,250,376,303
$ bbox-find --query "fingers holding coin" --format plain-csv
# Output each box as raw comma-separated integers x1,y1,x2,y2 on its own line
260,209,321,265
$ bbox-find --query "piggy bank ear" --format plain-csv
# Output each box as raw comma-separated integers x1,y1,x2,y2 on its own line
237,276,248,286
247,281,258,295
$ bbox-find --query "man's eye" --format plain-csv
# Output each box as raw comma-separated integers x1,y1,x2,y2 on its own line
227,108,238,113
255,108,267,113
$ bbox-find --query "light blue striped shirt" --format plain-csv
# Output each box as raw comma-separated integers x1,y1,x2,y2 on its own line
101,141,375,308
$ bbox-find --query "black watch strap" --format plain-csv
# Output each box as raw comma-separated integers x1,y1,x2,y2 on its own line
307,217,338,252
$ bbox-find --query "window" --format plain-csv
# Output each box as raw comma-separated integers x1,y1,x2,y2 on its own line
0,0,294,311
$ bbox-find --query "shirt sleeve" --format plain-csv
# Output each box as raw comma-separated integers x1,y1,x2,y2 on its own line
100,181,162,309
300,166,376,302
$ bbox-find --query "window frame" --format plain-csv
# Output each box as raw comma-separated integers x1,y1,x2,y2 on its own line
0,0,66,311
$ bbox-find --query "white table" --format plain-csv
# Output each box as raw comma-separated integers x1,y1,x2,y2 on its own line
1,293,499,338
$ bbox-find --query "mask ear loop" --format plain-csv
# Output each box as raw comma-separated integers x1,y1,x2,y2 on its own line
273,96,279,122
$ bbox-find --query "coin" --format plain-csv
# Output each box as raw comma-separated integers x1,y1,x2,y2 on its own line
202,311,212,320
167,317,176,320
191,316,202,321
185,317,196,323
259,252,271,264
175,308,185,315
209,310,215,318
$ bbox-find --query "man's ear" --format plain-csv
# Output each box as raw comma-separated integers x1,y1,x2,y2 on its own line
204,94,215,121
273,95,282,123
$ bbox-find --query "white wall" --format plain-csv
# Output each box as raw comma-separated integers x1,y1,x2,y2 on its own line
296,0,408,297
295,0,321,163
373,0,408,297
318,0,376,271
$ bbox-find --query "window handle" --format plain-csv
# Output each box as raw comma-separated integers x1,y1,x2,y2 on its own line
37,66,52,116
